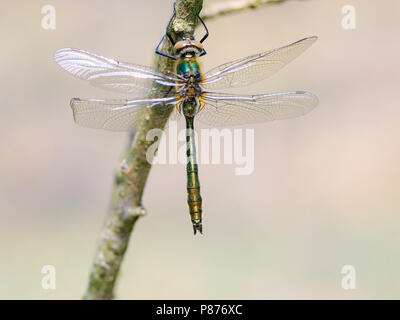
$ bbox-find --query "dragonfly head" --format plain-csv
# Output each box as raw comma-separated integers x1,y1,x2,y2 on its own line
174,37,203,58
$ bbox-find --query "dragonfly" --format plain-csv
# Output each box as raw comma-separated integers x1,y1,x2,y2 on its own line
54,7,318,235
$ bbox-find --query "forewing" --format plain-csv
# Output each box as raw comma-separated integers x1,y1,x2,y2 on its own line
202,36,317,90
197,91,318,127
70,96,179,131
54,48,181,94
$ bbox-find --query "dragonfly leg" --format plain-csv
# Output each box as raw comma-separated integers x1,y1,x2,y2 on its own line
166,3,177,46
155,3,177,60
155,35,177,60
198,12,209,44
199,48,207,57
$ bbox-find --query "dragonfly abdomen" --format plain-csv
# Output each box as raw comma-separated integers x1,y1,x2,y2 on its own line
185,114,203,235
187,168,203,234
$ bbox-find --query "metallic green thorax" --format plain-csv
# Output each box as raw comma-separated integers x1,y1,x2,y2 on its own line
183,101,203,234
176,59,201,76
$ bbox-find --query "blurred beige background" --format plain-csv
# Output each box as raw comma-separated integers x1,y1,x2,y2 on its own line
1,0,400,299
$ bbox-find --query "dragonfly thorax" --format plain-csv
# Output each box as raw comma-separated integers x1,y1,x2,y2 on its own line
175,53,204,116
176,56,204,117
176,52,202,77
177,79,203,117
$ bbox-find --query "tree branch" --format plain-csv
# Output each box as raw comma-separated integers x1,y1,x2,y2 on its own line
83,0,203,300
201,0,290,20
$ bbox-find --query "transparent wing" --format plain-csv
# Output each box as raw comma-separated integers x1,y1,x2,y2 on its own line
202,36,317,90
54,48,182,94
70,96,179,131
196,91,318,127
